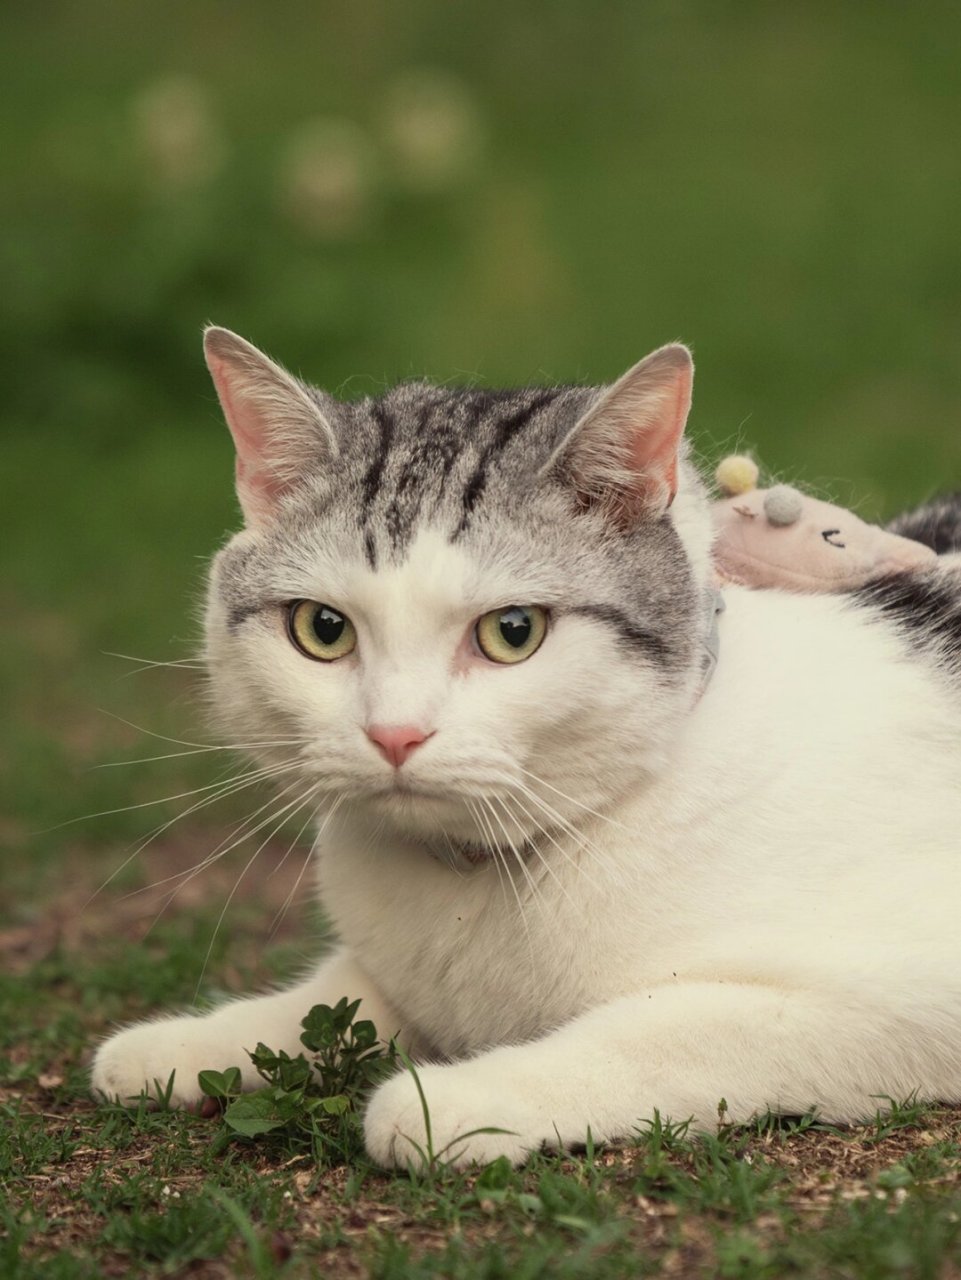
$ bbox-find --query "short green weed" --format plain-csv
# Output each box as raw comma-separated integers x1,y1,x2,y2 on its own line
200,997,396,1165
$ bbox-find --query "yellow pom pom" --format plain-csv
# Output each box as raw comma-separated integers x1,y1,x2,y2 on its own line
716,454,759,497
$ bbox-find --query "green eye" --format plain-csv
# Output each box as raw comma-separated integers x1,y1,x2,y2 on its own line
287,600,357,662
475,605,548,664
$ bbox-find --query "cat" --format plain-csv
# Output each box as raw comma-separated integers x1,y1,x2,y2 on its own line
92,328,961,1169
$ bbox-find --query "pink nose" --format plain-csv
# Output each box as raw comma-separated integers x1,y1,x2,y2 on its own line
366,724,432,769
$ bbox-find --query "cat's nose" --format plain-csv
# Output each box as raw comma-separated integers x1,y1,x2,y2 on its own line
365,724,433,769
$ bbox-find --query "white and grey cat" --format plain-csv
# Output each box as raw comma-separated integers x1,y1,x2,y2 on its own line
92,328,961,1168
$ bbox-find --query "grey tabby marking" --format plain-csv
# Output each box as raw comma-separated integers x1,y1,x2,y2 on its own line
454,389,561,537
215,377,699,676
569,596,674,662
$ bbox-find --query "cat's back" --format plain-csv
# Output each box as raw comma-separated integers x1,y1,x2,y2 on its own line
658,577,961,901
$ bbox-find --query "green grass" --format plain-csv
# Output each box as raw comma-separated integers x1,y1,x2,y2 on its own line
7,1,961,1274
7,833,961,1277
7,949,961,1280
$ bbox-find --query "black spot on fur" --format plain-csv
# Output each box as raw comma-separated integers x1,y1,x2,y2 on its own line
887,494,961,555
854,571,961,668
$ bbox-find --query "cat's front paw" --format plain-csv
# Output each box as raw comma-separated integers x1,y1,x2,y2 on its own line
91,1016,241,1109
364,1064,544,1170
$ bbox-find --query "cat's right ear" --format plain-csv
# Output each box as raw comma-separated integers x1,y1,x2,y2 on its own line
203,326,338,527
546,343,693,526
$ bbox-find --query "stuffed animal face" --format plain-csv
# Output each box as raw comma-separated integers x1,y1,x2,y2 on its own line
712,484,936,591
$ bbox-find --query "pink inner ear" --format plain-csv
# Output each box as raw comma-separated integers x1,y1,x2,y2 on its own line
234,454,284,509
208,352,263,465
627,365,690,509
207,353,282,525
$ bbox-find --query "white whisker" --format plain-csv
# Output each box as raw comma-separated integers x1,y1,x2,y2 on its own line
102,650,207,678
120,774,311,900
497,790,581,904
93,710,313,753
269,795,344,938
466,799,509,910
495,774,622,883
93,739,310,769
485,794,547,922
477,797,535,964
85,758,306,905
191,782,325,1000
56,757,297,833
514,764,631,831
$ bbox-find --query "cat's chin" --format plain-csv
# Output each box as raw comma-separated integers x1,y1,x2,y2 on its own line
359,785,515,850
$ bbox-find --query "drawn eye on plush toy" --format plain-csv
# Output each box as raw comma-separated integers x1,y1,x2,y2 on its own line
821,529,846,548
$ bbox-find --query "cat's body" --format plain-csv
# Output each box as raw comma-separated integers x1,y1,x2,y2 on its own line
92,331,961,1167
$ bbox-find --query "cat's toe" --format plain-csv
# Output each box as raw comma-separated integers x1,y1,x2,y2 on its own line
364,1066,539,1171
91,1018,216,1109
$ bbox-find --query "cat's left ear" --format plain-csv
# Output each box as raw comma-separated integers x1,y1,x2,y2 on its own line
203,326,338,527
549,343,693,525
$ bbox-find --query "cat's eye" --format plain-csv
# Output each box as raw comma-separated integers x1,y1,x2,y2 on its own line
287,600,357,662
475,606,548,664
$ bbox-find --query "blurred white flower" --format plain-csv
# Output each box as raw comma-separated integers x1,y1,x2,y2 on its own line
278,118,377,239
383,69,486,192
132,75,224,189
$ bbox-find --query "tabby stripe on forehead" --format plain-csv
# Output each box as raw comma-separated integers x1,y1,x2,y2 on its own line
569,604,673,664
364,528,377,569
454,390,557,536
362,402,394,508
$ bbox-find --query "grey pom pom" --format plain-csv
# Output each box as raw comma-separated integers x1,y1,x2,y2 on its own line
764,485,804,526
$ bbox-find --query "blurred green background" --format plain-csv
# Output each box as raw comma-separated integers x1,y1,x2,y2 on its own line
4,0,961,878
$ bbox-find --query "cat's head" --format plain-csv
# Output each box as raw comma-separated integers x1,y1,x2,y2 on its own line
202,328,712,857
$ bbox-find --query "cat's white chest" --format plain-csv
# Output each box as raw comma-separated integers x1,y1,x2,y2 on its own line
317,824,636,1056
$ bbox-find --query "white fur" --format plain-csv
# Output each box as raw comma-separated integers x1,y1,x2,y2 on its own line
92,477,961,1171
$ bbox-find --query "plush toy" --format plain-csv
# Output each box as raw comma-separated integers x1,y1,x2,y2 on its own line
712,455,937,592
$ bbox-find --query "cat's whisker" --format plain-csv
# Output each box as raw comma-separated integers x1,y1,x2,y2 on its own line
473,797,535,952
510,793,628,897
267,804,322,882
103,650,204,667
481,798,539,968
55,757,300,834
268,795,344,939
94,711,231,751
190,782,326,1000
465,799,509,908
485,795,548,918
94,709,314,753
93,740,311,769
119,773,311,900
102,650,207,678
86,758,307,905
514,764,632,832
501,776,623,884
496,790,583,904
268,813,323,940
439,830,467,879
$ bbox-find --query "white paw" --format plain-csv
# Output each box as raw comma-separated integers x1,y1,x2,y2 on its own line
91,1016,247,1109
363,1064,546,1170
